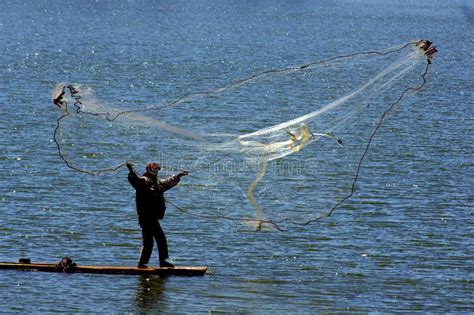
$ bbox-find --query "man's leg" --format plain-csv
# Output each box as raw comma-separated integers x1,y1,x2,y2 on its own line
138,223,154,267
153,221,173,267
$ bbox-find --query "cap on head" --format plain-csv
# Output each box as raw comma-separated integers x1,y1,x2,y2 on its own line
146,162,161,175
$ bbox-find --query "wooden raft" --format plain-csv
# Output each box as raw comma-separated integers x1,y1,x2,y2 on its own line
0,261,207,276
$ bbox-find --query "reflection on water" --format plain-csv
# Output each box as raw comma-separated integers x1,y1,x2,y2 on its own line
135,276,168,311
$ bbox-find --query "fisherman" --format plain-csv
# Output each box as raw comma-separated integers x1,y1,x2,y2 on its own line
126,161,188,268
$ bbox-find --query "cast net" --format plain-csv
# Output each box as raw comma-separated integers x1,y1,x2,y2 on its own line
52,40,437,231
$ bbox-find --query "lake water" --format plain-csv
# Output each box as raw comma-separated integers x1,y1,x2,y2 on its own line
0,0,472,312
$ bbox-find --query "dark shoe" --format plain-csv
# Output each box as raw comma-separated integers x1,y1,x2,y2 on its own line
160,260,174,268
137,264,148,268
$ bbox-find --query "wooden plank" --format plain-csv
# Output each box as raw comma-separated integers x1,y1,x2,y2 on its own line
0,262,207,276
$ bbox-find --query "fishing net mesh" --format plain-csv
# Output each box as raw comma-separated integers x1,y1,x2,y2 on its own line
52,40,437,230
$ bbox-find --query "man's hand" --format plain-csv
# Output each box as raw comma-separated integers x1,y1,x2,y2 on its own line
126,160,134,172
179,170,189,177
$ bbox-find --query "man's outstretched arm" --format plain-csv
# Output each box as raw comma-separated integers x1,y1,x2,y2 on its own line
157,170,189,192
127,161,147,189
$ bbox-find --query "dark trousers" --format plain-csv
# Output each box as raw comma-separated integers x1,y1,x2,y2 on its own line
138,218,169,265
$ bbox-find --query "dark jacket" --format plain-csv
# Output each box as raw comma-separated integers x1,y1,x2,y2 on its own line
128,171,181,221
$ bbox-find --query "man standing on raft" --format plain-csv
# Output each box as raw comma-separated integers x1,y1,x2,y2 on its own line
126,161,188,268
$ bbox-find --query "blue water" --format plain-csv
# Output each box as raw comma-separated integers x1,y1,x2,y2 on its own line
0,0,472,312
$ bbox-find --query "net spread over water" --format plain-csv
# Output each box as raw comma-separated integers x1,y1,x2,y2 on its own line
52,40,437,230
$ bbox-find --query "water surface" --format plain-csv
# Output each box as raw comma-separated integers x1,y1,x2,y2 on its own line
0,0,472,312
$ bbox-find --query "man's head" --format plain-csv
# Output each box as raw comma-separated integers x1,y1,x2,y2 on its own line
145,162,161,176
